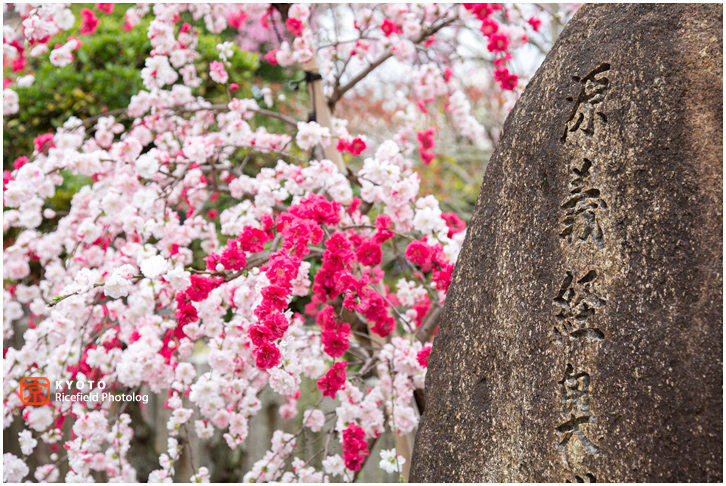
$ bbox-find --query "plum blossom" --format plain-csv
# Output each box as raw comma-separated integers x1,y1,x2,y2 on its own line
210,60,229,83
18,430,38,455
379,449,406,474
140,255,168,279
3,453,28,482
104,269,133,298
165,266,191,291
302,409,325,432
3,89,19,115
217,41,234,61
296,121,331,151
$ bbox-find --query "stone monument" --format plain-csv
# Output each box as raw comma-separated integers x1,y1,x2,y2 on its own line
410,4,722,482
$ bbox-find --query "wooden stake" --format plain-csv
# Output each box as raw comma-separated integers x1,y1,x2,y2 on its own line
303,58,345,172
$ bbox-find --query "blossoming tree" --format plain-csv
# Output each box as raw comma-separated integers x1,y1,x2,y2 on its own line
3,3,574,483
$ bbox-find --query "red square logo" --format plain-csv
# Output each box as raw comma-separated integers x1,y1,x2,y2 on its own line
20,377,50,406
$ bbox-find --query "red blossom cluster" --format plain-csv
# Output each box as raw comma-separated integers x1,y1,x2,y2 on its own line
380,18,403,37
417,346,432,368
405,239,454,293
417,128,436,165
342,423,370,471
317,361,347,398
80,9,100,36
336,137,367,156
317,306,351,358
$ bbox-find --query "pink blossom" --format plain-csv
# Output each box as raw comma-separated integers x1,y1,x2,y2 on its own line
210,61,229,84
286,18,304,37
80,9,100,35
480,17,499,36
381,18,402,37
348,138,366,156
96,4,114,14
528,16,542,31
417,346,432,368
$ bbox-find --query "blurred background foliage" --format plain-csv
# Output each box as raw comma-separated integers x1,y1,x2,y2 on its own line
2,3,296,170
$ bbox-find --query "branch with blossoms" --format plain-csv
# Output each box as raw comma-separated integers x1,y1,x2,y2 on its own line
2,2,572,483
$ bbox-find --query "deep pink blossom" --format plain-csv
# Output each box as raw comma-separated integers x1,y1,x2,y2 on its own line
264,312,289,340
286,18,304,36
356,238,382,266
405,240,433,267
220,240,247,271
175,302,198,327
480,17,499,36
96,3,114,14
348,138,366,156
249,324,274,346
289,193,342,226
239,226,270,253
416,128,435,150
255,342,281,369
433,262,454,293
317,361,347,397
342,423,369,471
13,156,28,170
186,275,223,302
321,323,351,358
500,73,518,91
80,9,100,35
260,285,290,312
487,33,509,52
33,133,55,154
380,19,402,37
442,212,466,237
336,139,349,153
528,16,542,31
417,346,432,368
264,49,279,65
228,11,249,29
316,305,340,332
264,252,300,288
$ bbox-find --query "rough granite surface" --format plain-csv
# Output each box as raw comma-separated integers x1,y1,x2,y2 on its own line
410,4,723,482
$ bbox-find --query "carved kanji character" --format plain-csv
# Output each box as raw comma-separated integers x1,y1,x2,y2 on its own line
556,364,600,455
553,270,606,342
560,158,608,249
562,63,611,141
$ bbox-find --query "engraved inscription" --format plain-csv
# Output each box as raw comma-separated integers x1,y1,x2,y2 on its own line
566,472,597,483
556,364,601,455
552,61,612,483
560,158,607,249
561,63,611,142
553,270,606,343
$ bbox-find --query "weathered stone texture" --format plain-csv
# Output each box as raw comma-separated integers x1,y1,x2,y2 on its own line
410,4,722,482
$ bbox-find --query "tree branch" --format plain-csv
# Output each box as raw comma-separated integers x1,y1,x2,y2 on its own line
415,304,441,344
329,15,459,107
